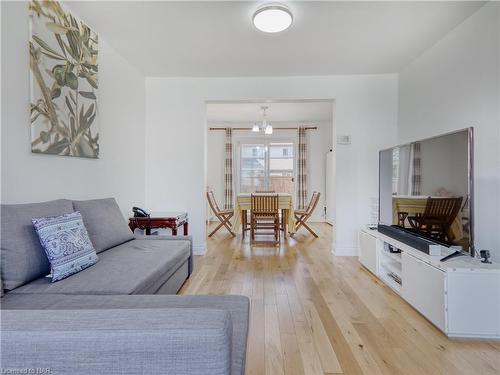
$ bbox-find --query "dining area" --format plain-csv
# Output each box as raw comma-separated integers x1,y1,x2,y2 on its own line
205,102,333,247
207,190,321,246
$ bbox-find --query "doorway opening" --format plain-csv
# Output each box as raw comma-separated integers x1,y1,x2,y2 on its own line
205,100,335,240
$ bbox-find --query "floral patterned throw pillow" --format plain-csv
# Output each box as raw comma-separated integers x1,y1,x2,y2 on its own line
32,211,98,282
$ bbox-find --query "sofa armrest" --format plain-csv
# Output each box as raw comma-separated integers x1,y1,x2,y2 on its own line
1,308,232,375
134,234,194,276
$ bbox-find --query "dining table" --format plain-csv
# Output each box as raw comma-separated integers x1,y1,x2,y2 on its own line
231,193,296,237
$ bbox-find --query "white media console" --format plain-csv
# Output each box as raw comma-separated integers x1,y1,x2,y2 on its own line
359,228,500,339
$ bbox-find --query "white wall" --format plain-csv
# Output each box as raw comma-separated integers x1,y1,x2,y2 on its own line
309,121,333,222
398,2,500,260
206,120,333,222
1,1,146,216
145,75,398,255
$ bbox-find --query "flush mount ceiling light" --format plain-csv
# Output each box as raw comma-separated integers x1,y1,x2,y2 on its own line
252,3,293,33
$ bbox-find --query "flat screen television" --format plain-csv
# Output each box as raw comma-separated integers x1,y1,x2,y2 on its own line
379,128,474,255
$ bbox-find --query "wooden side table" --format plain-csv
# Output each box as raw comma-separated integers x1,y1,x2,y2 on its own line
129,212,188,236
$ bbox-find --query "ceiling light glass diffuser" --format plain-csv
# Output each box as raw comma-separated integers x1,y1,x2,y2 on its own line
252,123,260,132
253,3,293,33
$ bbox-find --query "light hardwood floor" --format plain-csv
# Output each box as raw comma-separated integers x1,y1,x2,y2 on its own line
180,223,500,375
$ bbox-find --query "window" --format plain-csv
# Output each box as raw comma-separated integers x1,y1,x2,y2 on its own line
269,143,294,194
240,144,266,193
239,142,294,194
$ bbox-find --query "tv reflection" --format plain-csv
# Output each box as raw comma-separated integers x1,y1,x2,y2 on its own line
385,130,470,251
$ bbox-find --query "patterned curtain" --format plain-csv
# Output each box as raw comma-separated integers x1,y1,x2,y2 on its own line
410,142,422,195
296,126,308,209
223,128,234,209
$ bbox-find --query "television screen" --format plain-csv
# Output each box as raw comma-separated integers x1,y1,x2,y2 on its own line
379,128,473,252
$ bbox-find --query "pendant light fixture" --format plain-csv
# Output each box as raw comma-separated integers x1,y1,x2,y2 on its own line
258,106,272,135
264,122,273,135
251,106,274,134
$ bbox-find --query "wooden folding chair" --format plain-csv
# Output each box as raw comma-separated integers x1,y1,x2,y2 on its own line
250,194,280,245
254,191,278,227
206,191,235,237
294,192,321,237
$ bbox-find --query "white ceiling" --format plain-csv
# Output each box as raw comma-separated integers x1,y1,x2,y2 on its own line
206,101,333,122
68,1,485,77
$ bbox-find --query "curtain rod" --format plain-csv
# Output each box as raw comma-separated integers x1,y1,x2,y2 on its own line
209,126,317,131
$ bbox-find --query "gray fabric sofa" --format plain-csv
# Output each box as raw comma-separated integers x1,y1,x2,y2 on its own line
1,198,249,375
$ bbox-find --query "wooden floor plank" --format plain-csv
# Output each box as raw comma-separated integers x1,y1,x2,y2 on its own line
281,332,306,375
265,303,285,375
247,298,266,375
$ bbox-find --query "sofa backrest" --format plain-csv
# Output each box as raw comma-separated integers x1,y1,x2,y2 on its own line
72,198,134,254
1,199,74,291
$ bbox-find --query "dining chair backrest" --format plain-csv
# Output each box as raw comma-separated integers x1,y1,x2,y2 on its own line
306,192,321,215
206,191,222,214
423,197,463,225
251,194,279,214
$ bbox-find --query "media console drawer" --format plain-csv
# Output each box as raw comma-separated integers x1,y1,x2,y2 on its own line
401,252,446,332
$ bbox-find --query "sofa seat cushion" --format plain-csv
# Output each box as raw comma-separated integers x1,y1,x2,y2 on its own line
1,199,75,291
1,294,249,375
73,198,134,253
9,239,190,295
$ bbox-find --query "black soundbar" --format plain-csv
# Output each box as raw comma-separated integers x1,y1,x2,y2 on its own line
377,224,444,255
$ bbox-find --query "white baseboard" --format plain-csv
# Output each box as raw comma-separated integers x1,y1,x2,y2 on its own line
447,332,500,340
193,243,206,255
332,246,358,256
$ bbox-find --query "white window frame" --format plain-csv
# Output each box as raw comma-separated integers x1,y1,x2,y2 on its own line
235,137,296,195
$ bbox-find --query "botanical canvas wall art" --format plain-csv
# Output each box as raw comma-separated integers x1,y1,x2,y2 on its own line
29,0,99,158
